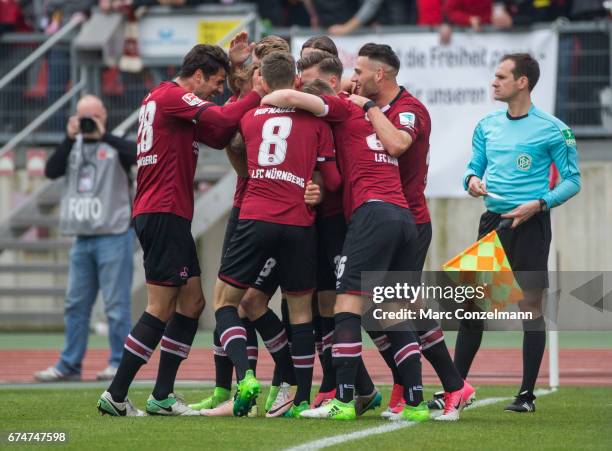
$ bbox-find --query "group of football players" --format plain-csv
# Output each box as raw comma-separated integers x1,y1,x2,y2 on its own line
97,32,475,421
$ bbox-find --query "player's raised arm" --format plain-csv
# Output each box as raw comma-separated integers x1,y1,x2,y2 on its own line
349,93,412,157
261,89,326,115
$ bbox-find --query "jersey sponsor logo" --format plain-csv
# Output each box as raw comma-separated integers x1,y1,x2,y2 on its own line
181,92,205,107
516,153,532,171
562,129,576,147
399,112,416,128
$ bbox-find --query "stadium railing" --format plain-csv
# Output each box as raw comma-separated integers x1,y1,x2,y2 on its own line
0,5,259,330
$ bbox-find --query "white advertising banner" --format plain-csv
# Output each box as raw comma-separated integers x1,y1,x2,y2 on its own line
139,15,244,58
292,30,559,197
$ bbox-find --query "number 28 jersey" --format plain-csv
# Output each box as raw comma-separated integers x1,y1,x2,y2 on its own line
239,105,336,226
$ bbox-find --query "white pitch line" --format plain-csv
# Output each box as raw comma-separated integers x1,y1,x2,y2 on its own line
285,388,555,451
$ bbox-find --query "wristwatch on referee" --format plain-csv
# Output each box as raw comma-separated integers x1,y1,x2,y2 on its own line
538,199,548,212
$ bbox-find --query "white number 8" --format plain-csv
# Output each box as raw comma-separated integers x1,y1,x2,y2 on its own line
258,116,292,166
137,101,156,155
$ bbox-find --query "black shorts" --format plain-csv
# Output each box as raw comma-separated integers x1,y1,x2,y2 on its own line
415,222,432,272
478,210,551,289
219,219,316,294
316,213,347,292
133,213,201,287
336,202,418,295
221,208,279,296
221,206,241,257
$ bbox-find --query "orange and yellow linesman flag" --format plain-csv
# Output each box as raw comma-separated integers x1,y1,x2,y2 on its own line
442,230,523,311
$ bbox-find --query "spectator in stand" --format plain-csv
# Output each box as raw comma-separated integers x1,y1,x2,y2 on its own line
416,0,442,25
492,1,564,28
0,0,30,34
45,1,95,131
440,0,492,44
568,0,611,20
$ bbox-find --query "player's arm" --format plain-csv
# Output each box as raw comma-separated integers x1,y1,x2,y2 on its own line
316,123,342,192
541,127,581,209
463,121,488,196
305,175,323,206
226,132,248,178
196,91,262,128
349,94,412,157
262,89,326,115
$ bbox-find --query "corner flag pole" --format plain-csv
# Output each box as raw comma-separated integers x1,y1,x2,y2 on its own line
548,219,560,390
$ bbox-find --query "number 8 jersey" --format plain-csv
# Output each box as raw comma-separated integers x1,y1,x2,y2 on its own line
239,104,336,226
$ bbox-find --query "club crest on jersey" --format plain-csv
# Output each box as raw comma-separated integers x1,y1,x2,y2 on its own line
562,129,576,147
399,112,416,128
181,92,205,107
516,153,532,171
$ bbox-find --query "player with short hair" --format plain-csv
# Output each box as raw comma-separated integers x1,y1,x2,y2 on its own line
348,42,474,421
296,51,381,416
301,35,339,58
190,36,307,418
97,38,263,417
214,51,342,417
262,59,428,423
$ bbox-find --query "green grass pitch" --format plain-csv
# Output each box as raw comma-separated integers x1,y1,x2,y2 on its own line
1,385,610,450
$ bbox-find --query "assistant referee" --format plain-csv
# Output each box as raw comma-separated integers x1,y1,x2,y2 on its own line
456,53,581,413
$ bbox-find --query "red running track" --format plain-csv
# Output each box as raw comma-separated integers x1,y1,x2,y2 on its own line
2,349,611,386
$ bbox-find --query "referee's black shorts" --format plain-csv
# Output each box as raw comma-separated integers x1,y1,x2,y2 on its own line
478,210,551,290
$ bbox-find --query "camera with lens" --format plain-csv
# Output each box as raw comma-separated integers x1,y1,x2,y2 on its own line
79,117,97,134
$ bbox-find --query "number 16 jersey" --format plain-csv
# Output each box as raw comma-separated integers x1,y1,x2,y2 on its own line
239,104,336,227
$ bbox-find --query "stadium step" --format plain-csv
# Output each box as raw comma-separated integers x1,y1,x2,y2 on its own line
0,286,65,297
0,239,72,251
0,263,68,273
9,215,59,229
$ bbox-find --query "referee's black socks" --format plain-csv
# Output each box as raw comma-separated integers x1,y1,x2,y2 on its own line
108,311,166,402
520,316,546,398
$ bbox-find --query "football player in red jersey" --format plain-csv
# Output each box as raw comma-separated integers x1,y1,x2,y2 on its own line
297,51,380,416
261,61,428,422
192,36,304,418
348,43,474,421
214,51,342,417
97,39,265,417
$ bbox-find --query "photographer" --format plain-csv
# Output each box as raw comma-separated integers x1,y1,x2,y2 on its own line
35,95,137,382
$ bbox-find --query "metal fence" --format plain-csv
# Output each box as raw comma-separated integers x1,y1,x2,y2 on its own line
0,18,610,148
